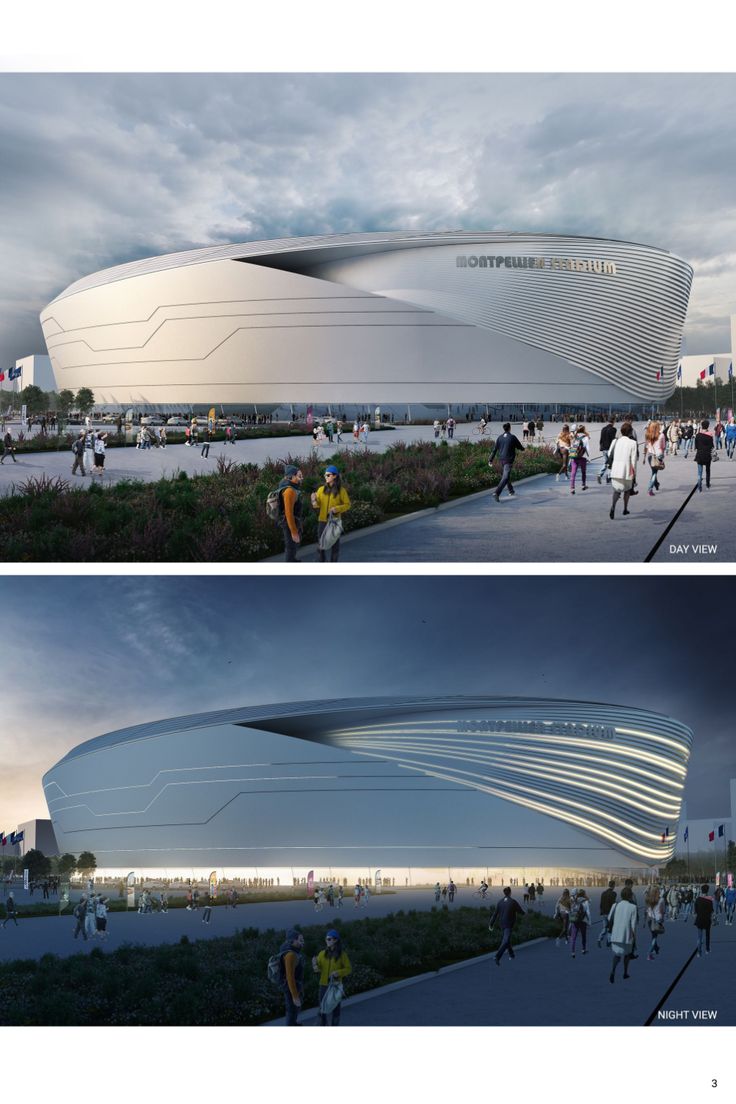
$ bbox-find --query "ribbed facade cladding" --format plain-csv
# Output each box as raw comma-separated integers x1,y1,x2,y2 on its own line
43,697,692,871
40,232,692,406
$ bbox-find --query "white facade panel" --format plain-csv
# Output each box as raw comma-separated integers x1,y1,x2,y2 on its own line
43,696,693,873
40,232,693,407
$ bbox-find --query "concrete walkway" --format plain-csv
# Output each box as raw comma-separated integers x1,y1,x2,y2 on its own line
291,908,735,1027
334,443,736,563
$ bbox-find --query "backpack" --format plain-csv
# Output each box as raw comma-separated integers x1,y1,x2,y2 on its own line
570,898,586,923
266,488,283,522
267,951,285,986
569,435,586,460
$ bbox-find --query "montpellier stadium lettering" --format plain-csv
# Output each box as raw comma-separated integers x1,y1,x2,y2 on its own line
456,255,617,275
456,720,616,740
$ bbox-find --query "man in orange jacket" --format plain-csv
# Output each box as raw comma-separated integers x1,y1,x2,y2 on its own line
277,465,304,562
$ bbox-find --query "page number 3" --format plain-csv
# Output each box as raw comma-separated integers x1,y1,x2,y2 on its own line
711,1080,717,1088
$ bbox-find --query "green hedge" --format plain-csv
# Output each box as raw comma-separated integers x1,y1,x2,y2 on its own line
0,905,557,1025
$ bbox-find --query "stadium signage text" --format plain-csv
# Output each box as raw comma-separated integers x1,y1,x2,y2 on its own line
456,720,616,740
456,255,617,275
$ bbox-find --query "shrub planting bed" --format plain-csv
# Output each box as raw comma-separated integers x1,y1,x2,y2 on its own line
0,905,557,1025
0,441,557,562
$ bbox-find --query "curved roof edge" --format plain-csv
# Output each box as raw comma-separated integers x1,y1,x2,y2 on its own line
47,694,694,772
46,229,689,306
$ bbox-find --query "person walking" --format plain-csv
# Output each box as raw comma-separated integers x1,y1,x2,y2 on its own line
725,417,736,459
694,420,715,491
278,928,306,1026
554,425,571,481
276,464,304,563
645,885,665,960
489,422,525,501
666,419,681,456
644,421,666,496
337,885,344,909
202,893,214,923
568,425,590,493
311,464,351,563
96,896,109,941
608,885,637,982
608,422,638,519
434,882,441,904
1,891,18,927
694,883,714,956
724,883,736,925
312,929,352,1026
448,879,456,903
0,429,18,464
681,419,695,458
568,890,591,957
491,886,525,965
92,432,108,477
714,419,724,452
71,432,86,475
84,893,97,938
597,417,617,483
159,426,167,449
201,427,213,458
596,881,617,948
72,895,88,939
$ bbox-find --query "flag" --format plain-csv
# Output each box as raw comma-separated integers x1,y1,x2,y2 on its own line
729,362,733,379
684,826,689,842
699,369,706,380
661,832,666,842
12,830,23,844
307,870,314,896
677,364,682,380
708,363,715,376
709,830,715,842
718,824,725,837
0,372,4,382
0,834,5,847
656,370,661,381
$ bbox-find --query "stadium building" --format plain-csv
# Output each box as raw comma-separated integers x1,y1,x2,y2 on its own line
42,696,693,882
40,231,693,412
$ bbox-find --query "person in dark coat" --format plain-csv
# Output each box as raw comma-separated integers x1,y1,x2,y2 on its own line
694,420,715,491
491,886,525,965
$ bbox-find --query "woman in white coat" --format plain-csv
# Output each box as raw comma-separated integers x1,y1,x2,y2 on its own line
608,885,638,983
608,422,638,520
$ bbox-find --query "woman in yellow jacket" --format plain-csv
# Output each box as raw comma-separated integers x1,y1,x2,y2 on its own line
312,928,352,1026
310,464,351,562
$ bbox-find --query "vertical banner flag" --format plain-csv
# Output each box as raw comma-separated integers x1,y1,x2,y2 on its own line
677,364,682,381
307,870,314,897
716,871,721,887
684,826,689,842
23,868,29,891
708,830,715,842
708,363,715,376
700,368,706,380
126,871,136,910
306,405,313,429
375,869,382,893
718,824,725,837
209,870,218,899
208,407,216,431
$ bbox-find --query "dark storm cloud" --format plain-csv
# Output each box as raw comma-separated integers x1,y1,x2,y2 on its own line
0,73,735,370
0,577,732,827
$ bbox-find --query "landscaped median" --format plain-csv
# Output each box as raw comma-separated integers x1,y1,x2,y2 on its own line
0,441,557,562
0,905,558,1025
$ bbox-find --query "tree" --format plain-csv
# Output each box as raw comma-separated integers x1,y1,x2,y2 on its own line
19,384,46,416
76,851,97,879
56,389,76,427
57,853,77,879
23,848,51,881
76,387,95,418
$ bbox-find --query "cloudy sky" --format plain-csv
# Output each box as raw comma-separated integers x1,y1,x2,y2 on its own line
0,575,731,833
0,72,735,374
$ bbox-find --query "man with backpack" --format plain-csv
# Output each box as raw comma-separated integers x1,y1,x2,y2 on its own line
597,417,617,484
270,464,304,562
273,928,306,1025
489,423,525,501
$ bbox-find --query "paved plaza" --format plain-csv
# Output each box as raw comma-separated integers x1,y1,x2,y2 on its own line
1,885,732,1026
1,421,732,562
